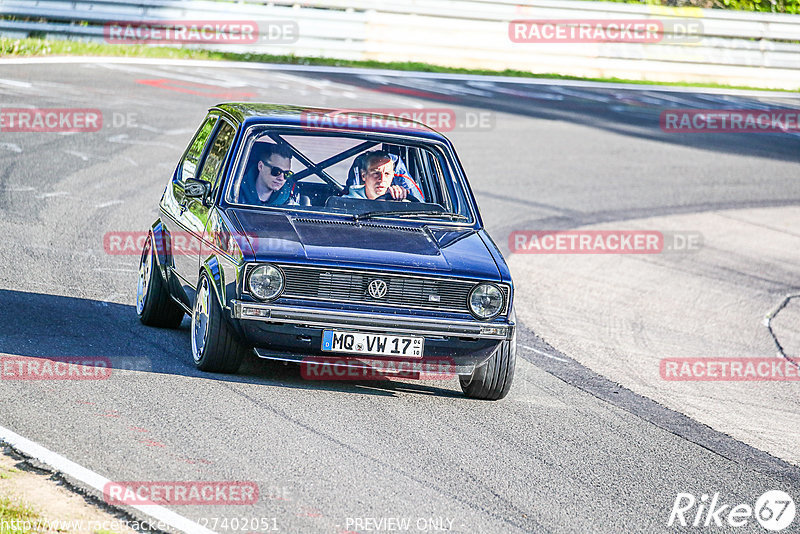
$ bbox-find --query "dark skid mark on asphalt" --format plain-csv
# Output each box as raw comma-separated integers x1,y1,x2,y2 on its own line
487,198,800,259
218,382,549,534
470,189,583,219
517,331,800,489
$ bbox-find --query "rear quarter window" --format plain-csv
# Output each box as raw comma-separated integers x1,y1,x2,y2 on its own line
180,116,218,183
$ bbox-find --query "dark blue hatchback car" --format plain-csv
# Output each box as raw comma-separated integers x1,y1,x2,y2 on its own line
136,104,516,400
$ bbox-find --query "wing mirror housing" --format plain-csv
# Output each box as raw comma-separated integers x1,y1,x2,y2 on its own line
184,178,212,205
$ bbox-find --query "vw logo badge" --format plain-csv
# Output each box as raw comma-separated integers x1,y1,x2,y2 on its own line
367,279,388,299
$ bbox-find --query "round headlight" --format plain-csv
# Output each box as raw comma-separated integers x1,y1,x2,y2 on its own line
468,283,504,320
248,264,284,301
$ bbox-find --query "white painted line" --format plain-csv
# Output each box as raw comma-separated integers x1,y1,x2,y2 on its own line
1,56,797,98
63,150,91,161
37,191,70,199
0,425,217,534
95,200,123,208
0,77,33,88
521,344,569,362
0,185,33,192
96,63,248,87
138,125,195,136
0,142,22,153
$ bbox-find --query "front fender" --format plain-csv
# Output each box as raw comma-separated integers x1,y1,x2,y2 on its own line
200,255,246,338
149,219,170,282
200,256,224,309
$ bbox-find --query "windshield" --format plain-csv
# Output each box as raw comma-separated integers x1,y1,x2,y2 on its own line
224,128,474,223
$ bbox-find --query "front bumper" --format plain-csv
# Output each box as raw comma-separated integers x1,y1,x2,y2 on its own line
251,348,479,376
230,300,514,340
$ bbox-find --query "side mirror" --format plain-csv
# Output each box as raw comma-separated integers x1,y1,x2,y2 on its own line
184,178,211,205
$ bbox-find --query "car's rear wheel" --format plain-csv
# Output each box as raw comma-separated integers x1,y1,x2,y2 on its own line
460,337,516,400
137,234,184,328
191,273,248,373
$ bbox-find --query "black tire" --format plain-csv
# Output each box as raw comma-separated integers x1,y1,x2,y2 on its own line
460,337,516,400
137,234,184,328
191,273,248,373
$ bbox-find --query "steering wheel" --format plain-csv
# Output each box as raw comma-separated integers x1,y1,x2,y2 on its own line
376,189,420,202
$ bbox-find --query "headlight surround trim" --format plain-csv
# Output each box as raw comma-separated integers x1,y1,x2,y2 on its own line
468,283,505,320
247,263,285,301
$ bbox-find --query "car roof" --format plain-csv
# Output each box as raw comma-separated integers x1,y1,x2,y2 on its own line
212,103,450,142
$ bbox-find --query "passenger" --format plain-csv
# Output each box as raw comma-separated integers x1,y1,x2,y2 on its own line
344,150,409,201
239,143,298,206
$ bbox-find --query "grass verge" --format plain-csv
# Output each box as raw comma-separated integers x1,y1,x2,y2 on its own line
0,496,40,534
0,36,797,92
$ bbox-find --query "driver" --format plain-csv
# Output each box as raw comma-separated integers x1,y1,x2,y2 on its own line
344,150,409,201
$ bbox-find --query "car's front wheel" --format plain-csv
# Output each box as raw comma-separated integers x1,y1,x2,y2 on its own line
191,273,248,373
460,337,516,400
137,234,185,328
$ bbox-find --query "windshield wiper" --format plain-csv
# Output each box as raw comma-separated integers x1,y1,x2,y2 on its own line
355,210,469,222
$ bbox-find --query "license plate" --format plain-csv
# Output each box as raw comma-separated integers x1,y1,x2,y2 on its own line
322,331,424,358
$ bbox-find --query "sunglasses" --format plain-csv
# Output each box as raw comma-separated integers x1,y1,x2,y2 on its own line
263,162,293,179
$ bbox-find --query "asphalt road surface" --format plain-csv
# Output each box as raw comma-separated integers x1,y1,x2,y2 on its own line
1,58,799,533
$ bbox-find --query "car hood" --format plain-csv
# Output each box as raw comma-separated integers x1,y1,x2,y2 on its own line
229,208,501,280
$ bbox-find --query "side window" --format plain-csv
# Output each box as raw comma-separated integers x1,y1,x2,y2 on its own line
198,120,236,191
409,147,434,203
180,116,218,183
434,150,468,217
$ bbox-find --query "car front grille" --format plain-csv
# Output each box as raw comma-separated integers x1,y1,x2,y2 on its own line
273,265,508,314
